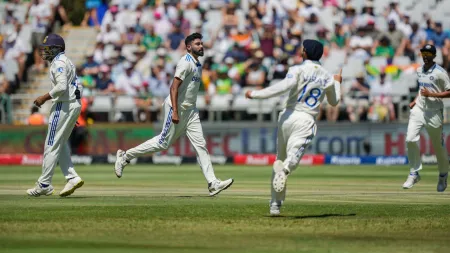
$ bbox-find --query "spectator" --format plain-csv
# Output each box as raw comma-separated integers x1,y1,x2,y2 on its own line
115,61,143,96
316,28,330,57
148,65,169,99
428,22,450,65
303,13,321,40
26,0,52,71
366,20,382,41
3,30,27,82
166,24,185,51
142,25,163,50
397,15,412,38
96,64,115,94
47,0,72,32
245,51,267,89
0,69,12,124
81,0,103,29
208,64,235,96
379,20,405,53
122,26,141,45
259,25,275,58
373,36,395,58
97,23,122,45
342,5,356,28
368,71,395,122
385,1,402,25
278,28,302,56
222,2,239,30
93,42,105,63
28,106,46,125
178,10,191,36
82,53,100,77
299,0,319,20
408,23,427,51
153,11,173,40
331,24,349,49
346,72,370,122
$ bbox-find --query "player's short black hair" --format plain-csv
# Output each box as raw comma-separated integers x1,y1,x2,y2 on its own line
185,33,203,46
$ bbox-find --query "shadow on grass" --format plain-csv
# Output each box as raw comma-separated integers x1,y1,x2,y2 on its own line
268,213,357,219
176,195,211,198
26,196,96,199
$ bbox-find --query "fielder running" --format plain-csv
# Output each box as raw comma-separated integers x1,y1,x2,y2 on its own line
27,34,84,197
246,40,342,215
402,44,449,192
114,33,234,196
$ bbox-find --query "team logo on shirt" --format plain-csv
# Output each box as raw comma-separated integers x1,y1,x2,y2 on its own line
430,76,434,80
192,75,201,82
57,67,64,73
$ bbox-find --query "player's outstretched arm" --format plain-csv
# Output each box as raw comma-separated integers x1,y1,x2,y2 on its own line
325,69,343,106
420,89,450,98
170,77,183,124
246,73,298,99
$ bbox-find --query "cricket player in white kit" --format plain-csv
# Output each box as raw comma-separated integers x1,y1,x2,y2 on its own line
27,34,84,197
403,44,449,192
246,40,342,215
114,33,234,196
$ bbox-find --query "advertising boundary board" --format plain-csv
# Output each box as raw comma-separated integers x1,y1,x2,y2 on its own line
2,154,443,166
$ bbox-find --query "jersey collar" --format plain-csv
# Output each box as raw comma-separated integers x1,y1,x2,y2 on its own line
187,53,202,67
51,52,65,65
422,63,436,74
304,59,321,65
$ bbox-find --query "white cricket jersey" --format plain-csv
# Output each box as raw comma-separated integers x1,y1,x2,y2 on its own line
166,53,202,110
48,52,79,102
250,60,341,118
416,63,450,110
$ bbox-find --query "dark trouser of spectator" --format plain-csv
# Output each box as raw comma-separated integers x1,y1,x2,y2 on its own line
70,126,89,155
0,93,13,124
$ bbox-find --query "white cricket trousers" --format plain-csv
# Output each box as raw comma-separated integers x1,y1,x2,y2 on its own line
124,102,217,183
271,109,317,207
38,100,81,185
406,106,449,174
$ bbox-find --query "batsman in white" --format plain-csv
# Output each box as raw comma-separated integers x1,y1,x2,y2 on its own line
114,33,234,196
403,44,449,192
246,40,342,215
27,34,84,197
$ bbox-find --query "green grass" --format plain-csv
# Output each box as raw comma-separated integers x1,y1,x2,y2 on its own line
0,164,449,253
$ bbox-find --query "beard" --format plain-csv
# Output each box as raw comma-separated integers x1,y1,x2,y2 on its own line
192,49,204,56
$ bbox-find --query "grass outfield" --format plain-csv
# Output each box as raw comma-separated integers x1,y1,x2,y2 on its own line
0,164,449,253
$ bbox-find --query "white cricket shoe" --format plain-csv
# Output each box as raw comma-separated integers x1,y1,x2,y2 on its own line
270,205,281,216
402,173,421,189
59,176,84,197
437,173,448,192
114,149,129,178
27,182,54,197
208,178,234,196
272,160,288,193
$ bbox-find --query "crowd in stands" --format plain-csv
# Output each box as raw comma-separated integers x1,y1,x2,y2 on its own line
2,0,450,124
75,0,450,123
0,0,71,124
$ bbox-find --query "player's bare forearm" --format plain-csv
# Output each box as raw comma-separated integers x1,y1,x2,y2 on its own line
170,77,183,124
34,93,52,108
421,88,450,98
425,91,450,98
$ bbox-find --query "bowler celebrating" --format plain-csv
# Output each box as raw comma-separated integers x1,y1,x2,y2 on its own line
27,34,84,197
114,33,234,196
246,40,342,215
403,44,449,192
